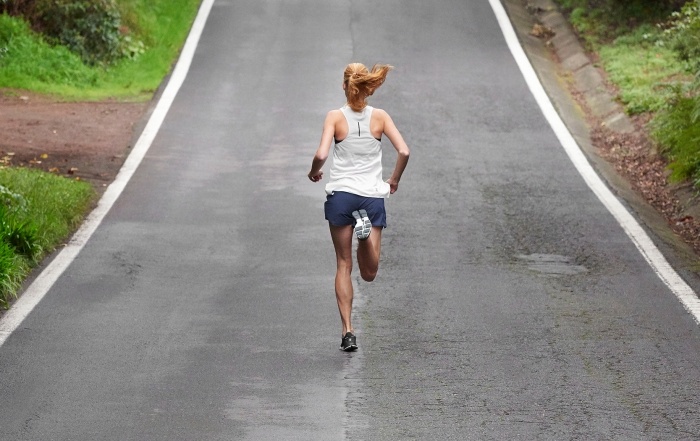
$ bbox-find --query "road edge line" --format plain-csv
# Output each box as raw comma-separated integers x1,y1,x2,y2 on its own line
488,0,700,325
0,0,217,346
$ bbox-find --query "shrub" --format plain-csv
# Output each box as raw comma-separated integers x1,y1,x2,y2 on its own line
652,80,700,185
661,0,700,72
0,0,37,17
33,0,123,65
554,0,685,46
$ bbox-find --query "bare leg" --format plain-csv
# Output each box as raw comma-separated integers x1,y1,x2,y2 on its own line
330,224,354,336
357,227,382,282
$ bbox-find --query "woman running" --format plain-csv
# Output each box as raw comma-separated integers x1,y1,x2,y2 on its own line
307,63,410,351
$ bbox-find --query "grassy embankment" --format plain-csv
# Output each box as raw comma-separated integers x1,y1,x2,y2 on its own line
0,0,201,307
0,0,201,100
553,0,700,183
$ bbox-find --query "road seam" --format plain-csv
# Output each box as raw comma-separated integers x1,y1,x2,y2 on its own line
489,0,700,325
0,0,217,347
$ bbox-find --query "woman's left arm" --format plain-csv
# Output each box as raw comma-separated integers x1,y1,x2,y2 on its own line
380,110,410,194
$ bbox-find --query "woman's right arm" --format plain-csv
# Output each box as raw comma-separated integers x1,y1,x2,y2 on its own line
308,111,338,182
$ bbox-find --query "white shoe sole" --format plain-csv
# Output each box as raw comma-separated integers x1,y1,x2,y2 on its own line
352,209,371,240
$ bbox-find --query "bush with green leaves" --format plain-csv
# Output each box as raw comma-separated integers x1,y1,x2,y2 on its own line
652,79,700,185
1,0,144,65
34,0,124,65
652,1,700,187
554,0,685,47
661,0,700,72
0,0,36,17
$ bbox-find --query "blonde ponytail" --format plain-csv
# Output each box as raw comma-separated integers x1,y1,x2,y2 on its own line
344,63,393,111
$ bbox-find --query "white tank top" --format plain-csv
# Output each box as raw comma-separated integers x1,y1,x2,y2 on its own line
325,105,391,198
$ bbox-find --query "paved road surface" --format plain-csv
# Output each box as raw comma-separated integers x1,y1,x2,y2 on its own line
1,0,700,439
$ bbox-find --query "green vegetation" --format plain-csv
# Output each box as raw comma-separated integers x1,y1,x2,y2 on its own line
0,14,100,93
652,1,700,185
599,34,687,115
0,168,95,307
555,0,683,48
652,85,700,184
663,0,700,72
34,0,128,66
0,0,201,100
554,0,700,187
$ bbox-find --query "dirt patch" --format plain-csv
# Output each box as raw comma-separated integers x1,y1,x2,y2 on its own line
0,91,147,193
591,118,700,254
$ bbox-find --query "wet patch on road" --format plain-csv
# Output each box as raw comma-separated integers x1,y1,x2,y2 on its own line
516,253,588,276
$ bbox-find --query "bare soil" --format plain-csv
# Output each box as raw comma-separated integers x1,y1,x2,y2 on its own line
0,91,147,193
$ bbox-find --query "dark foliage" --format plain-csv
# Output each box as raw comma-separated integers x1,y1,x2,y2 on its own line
1,0,136,65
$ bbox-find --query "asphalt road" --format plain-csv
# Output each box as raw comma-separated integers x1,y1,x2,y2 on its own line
2,0,700,439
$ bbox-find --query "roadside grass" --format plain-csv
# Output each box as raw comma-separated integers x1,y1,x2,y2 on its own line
94,0,203,100
598,39,690,115
0,14,100,94
0,0,201,101
0,168,95,307
555,1,700,187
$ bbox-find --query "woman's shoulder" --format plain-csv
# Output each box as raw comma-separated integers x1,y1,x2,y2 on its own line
370,107,390,120
327,108,343,115
325,109,345,121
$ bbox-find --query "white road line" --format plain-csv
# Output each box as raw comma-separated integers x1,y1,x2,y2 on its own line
488,0,700,325
0,0,217,347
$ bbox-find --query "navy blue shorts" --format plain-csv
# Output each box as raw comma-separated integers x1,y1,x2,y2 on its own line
325,191,387,228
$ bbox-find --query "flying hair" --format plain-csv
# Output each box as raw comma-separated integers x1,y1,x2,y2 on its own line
344,63,393,112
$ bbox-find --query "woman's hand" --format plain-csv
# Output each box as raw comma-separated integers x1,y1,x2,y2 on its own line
308,170,324,182
387,177,399,194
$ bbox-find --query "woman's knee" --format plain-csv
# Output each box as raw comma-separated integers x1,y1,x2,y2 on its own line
337,258,353,274
359,265,378,282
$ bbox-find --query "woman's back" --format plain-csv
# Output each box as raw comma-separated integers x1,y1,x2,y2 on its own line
326,105,390,198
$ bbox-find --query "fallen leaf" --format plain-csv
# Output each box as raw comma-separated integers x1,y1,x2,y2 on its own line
530,23,555,39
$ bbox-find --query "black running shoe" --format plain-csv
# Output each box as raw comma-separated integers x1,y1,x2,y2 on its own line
352,209,371,240
339,332,358,351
